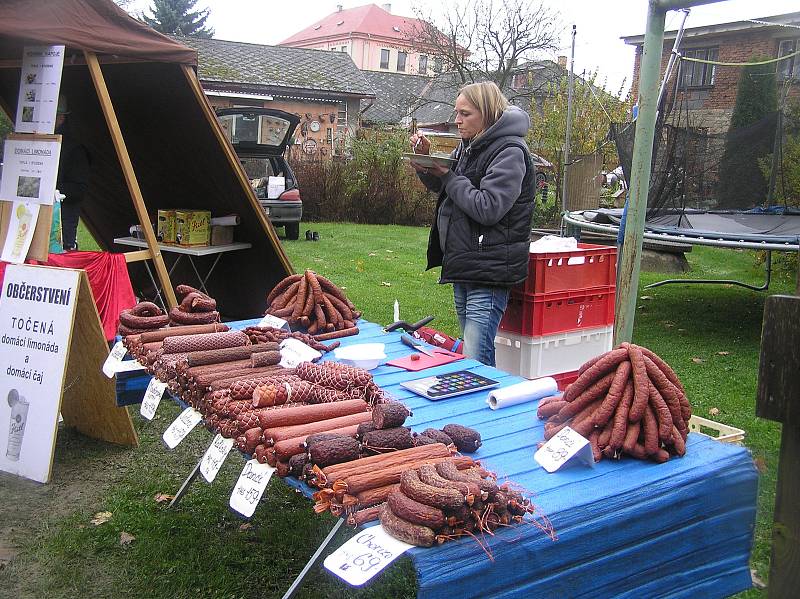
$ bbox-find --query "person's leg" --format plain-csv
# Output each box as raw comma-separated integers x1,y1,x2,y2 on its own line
460,284,509,366
452,283,467,336
60,202,80,250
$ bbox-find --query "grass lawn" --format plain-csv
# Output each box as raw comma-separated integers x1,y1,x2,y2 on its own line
0,222,792,598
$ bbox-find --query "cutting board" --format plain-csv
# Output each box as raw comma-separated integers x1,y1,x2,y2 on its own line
386,348,464,371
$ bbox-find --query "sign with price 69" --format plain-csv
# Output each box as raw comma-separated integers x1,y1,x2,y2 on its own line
534,425,594,473
324,526,413,586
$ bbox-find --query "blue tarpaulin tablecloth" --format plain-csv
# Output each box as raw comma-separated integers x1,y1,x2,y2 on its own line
116,319,757,599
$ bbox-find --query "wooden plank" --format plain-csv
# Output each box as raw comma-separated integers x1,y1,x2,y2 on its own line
60,271,138,447
84,50,177,309
180,64,294,277
769,423,800,599
124,249,152,263
756,295,800,425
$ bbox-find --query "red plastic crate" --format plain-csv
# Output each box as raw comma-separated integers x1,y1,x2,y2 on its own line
552,370,579,391
521,243,617,296
499,286,616,336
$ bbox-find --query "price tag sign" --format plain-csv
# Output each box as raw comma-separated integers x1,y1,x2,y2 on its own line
279,337,321,368
102,340,127,377
534,426,594,473
229,459,275,517
162,407,202,449
114,360,146,374
140,378,167,420
200,434,234,483
258,314,290,331
324,525,413,586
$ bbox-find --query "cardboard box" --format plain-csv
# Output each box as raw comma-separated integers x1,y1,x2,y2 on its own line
211,225,234,246
157,209,176,244
175,209,211,246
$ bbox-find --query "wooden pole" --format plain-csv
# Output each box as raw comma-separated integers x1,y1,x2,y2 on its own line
84,51,177,309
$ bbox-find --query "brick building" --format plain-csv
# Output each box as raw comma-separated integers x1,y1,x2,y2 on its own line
623,11,800,133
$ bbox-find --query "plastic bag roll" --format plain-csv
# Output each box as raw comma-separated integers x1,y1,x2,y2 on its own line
486,377,558,410
211,214,240,226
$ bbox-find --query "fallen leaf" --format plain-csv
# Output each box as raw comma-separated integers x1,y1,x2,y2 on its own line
664,323,674,328
368,252,377,257
637,305,644,309
750,568,767,590
716,351,730,356
119,531,135,546
677,328,685,332
154,493,175,504
640,295,654,300
708,407,720,416
753,457,768,474
691,357,705,364
355,260,364,273
385,249,394,253
239,523,253,532
91,511,112,526
380,281,392,287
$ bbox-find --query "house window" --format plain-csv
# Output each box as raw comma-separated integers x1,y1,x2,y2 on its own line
434,57,443,73
778,39,800,79
341,46,347,52
397,51,407,72
418,55,428,73
326,127,333,144
679,47,718,88
380,49,390,69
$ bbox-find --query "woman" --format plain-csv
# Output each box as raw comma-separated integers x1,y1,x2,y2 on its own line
410,81,535,366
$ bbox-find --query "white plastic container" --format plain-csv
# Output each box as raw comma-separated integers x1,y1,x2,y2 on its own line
494,325,614,379
333,343,386,371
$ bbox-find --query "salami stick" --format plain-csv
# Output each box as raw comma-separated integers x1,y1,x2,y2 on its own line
627,345,650,423
563,347,629,403
609,382,634,450
593,360,631,427
267,274,302,304
557,371,615,419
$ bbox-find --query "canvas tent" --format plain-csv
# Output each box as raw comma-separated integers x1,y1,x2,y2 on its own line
0,0,293,318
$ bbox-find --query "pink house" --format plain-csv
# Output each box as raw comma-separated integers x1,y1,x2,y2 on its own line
280,3,439,76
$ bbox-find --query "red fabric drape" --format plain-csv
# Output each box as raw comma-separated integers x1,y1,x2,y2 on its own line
0,251,136,341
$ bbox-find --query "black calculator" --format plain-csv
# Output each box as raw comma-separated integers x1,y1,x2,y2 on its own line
401,370,500,401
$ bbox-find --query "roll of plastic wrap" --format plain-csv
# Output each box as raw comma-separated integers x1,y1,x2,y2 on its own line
486,377,559,410
211,214,240,226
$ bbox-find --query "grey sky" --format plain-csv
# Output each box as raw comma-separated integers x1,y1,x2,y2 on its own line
129,0,799,95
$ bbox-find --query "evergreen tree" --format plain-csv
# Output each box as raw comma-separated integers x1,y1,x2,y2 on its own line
142,0,214,38
717,58,778,209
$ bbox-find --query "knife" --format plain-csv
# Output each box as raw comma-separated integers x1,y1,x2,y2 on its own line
400,334,436,357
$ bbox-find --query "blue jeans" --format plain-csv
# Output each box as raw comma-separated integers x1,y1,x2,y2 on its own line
452,283,509,366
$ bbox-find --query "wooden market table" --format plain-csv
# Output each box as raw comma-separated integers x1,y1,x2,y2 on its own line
116,319,758,599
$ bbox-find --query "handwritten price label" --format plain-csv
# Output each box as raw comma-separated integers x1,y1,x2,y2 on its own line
140,378,167,420
229,459,275,517
200,434,234,483
162,407,202,449
102,340,127,377
279,337,321,368
324,525,413,586
258,314,290,331
534,426,594,473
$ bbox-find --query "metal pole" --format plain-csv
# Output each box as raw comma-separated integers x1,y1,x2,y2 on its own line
281,517,345,599
560,24,577,217
656,9,690,111
614,2,667,346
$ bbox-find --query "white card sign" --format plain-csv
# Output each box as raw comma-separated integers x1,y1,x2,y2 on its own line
15,45,65,134
162,407,202,449
0,265,80,483
139,378,167,421
324,525,414,586
101,340,127,377
534,426,595,473
200,434,234,483
0,137,62,206
229,459,275,517
279,337,321,368
257,314,290,331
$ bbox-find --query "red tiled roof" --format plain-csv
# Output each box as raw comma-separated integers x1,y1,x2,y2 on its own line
280,3,425,45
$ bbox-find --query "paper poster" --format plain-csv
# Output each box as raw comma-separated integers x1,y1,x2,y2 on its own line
0,265,80,483
15,45,65,134
1,202,40,264
0,137,61,205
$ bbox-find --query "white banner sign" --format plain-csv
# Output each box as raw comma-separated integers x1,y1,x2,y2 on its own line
534,426,594,473
229,459,274,518
162,407,202,449
200,434,234,483
324,525,414,586
15,45,65,134
139,378,167,421
101,340,127,377
1,202,40,264
0,138,61,206
0,265,79,483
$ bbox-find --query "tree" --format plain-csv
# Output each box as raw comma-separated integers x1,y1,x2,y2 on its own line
408,0,560,101
717,58,778,209
528,71,631,205
142,0,214,38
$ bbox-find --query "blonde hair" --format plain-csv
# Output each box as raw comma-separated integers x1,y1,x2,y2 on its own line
457,81,509,139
